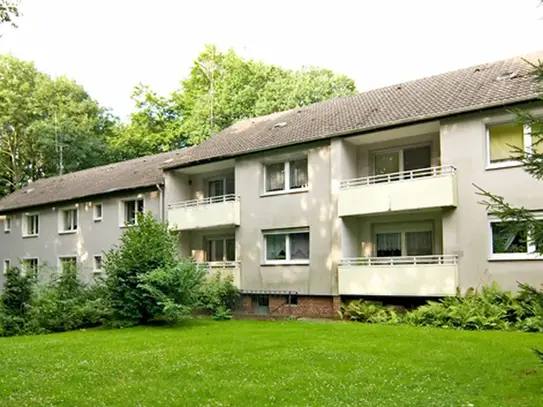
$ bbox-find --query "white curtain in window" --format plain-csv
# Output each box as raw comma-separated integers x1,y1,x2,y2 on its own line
376,233,401,251
266,234,286,260
266,163,285,192
289,159,308,189
290,232,309,259
405,231,433,256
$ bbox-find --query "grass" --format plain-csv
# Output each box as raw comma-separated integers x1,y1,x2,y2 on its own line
0,320,542,407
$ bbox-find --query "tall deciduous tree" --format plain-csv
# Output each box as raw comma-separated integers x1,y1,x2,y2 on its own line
0,55,115,195
0,0,19,28
111,44,357,157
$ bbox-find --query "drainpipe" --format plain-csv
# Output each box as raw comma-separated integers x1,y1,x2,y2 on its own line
156,184,164,221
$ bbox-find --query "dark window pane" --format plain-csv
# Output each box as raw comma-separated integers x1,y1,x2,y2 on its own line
492,222,527,253
266,234,286,260
405,231,433,256
289,158,308,189
265,163,285,192
290,232,309,259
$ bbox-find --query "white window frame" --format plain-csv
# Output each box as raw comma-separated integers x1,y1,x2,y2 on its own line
93,203,103,222
372,143,433,176
263,228,310,265
22,213,39,238
262,157,309,196
93,254,104,274
58,256,78,273
21,257,39,276
4,216,11,233
120,197,145,227
373,221,435,257
3,259,11,274
488,218,541,261
486,122,536,170
58,206,79,234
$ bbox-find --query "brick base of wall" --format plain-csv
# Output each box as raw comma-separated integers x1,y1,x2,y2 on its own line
235,295,341,319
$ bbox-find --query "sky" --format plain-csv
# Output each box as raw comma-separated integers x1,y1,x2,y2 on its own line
0,0,541,120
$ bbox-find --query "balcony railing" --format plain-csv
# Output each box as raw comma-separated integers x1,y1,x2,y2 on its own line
196,261,241,288
195,261,240,271
168,194,238,210
340,165,456,189
340,254,458,267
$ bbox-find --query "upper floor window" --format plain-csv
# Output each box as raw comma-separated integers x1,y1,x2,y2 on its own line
23,213,39,237
487,122,540,167
373,145,431,181
374,222,434,257
3,259,11,274
207,237,235,262
3,216,11,233
264,229,310,264
208,178,226,198
93,255,104,274
94,203,103,221
22,258,39,276
264,158,308,193
59,208,78,233
123,198,144,226
490,220,541,260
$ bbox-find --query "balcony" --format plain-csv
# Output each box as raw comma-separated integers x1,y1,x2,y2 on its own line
338,166,457,217
338,255,458,296
196,261,241,288
168,194,240,231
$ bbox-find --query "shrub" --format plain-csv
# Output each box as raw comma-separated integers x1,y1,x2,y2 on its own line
0,267,35,336
29,265,108,333
339,300,401,324
104,212,204,326
138,260,204,324
198,272,239,319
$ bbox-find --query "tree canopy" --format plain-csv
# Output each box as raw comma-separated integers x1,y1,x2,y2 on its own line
0,55,115,195
109,44,357,158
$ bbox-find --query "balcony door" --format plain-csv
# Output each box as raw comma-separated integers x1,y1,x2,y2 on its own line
373,145,431,180
374,222,434,257
208,178,225,198
206,237,235,262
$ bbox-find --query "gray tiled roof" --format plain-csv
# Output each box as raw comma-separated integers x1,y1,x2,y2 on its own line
163,51,543,169
0,149,190,213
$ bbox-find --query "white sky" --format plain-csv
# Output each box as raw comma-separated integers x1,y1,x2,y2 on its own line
0,0,542,119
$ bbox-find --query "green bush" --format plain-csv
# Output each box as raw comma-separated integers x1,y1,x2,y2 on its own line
29,265,108,333
138,260,204,324
104,212,204,326
0,267,35,336
197,272,239,319
339,300,401,324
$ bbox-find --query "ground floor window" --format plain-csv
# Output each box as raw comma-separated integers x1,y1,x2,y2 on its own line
264,229,309,264
374,222,434,257
206,237,235,262
22,258,39,276
490,221,541,259
59,256,77,273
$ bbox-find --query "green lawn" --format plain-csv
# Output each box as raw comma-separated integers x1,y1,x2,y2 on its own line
0,320,542,407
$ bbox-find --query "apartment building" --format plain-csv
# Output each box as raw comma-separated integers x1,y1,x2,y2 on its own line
0,52,542,317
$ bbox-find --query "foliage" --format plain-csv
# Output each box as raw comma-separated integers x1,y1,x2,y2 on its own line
0,55,115,196
0,0,19,28
0,321,542,406
339,300,401,324
137,260,204,324
28,265,108,333
533,348,543,365
197,272,239,320
110,44,357,158
0,266,34,336
104,212,203,325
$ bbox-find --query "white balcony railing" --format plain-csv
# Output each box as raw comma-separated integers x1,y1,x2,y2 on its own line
195,261,240,270
340,254,458,267
340,165,456,189
168,194,239,210
196,261,241,288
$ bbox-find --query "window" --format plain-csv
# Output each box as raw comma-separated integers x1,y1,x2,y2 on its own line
264,158,308,193
490,221,540,259
208,178,225,198
94,203,103,221
59,208,78,233
23,214,39,237
3,259,10,274
59,256,77,273
4,216,11,233
22,258,38,276
207,237,235,262
374,146,431,181
264,229,309,264
123,199,144,225
287,294,298,306
374,224,433,257
93,255,103,273
486,122,541,167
